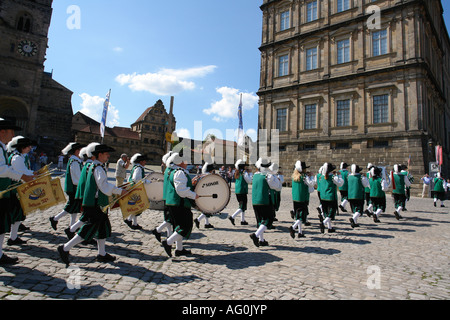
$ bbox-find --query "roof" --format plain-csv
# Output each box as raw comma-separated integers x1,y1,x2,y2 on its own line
77,124,140,140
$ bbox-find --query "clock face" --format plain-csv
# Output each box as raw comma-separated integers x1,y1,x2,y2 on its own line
18,40,38,57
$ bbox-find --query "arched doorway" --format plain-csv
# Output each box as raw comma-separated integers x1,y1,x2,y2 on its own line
0,97,29,133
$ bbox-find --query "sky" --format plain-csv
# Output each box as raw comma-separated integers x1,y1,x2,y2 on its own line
45,1,450,144
45,0,262,143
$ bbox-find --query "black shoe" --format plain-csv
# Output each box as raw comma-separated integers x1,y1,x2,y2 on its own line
205,224,214,229
318,214,324,223
373,216,381,223
175,249,192,257
64,228,75,240
228,217,235,226
49,217,58,231
162,240,172,257
18,224,30,232
0,254,18,265
394,211,401,221
305,221,311,227
298,233,306,238
273,217,278,222
96,253,116,263
339,205,348,213
152,229,162,243
131,224,143,230
57,245,70,266
441,205,446,208
289,226,295,239
319,222,325,234
349,218,357,229
7,237,27,246
240,221,248,226
124,219,133,229
316,207,322,215
194,218,200,229
259,240,269,247
250,233,260,247
328,228,336,233
434,202,437,207
290,210,295,219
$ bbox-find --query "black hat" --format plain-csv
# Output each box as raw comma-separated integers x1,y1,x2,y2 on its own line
325,163,336,174
0,118,22,131
11,137,37,148
131,153,149,163
62,142,86,155
91,144,115,155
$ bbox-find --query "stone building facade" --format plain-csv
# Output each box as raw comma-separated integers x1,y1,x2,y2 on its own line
0,0,73,158
258,0,450,191
73,99,176,165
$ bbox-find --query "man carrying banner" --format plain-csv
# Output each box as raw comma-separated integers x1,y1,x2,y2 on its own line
0,119,34,265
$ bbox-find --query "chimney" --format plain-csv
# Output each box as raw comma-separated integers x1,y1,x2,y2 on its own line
170,96,174,115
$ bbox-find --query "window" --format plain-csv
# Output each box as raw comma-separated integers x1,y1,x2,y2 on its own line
276,108,287,132
373,94,389,124
337,39,350,64
17,14,32,32
337,0,350,13
336,99,350,127
307,1,318,22
305,104,317,129
278,54,289,77
373,29,388,56
306,47,318,70
280,10,290,31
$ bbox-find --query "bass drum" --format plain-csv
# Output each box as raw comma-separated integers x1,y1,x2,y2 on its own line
144,172,164,202
193,173,230,215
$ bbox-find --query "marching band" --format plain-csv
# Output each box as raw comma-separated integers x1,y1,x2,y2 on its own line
0,117,448,266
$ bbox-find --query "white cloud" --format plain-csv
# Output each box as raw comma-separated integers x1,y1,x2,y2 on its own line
115,65,217,96
174,128,191,139
78,93,120,127
113,47,124,53
203,87,259,122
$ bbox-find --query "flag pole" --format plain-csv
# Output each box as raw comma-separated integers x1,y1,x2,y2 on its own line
101,89,111,144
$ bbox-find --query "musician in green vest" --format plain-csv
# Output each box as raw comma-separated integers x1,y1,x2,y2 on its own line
161,151,198,257
0,119,34,265
57,144,127,266
433,172,447,208
152,151,175,243
65,143,99,241
229,159,252,226
269,162,283,224
338,162,349,213
6,136,37,246
392,164,411,220
348,165,370,229
194,163,217,229
124,153,151,230
317,163,344,233
290,161,315,238
249,157,282,247
49,142,85,232
365,163,375,215
369,167,391,223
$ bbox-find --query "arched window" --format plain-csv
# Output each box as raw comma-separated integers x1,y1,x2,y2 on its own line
17,13,32,32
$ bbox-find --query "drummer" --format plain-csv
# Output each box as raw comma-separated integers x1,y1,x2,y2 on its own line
229,159,252,226
125,153,151,230
161,151,199,257
194,162,216,229
152,152,175,243
49,142,85,232
6,136,36,246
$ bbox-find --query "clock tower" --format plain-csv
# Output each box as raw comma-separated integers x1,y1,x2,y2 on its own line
0,0,74,158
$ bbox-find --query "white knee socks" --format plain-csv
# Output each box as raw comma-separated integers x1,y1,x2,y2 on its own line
156,221,173,237
63,234,84,252
293,220,302,234
97,239,106,256
70,220,84,233
54,210,69,221
323,217,332,229
352,212,361,224
9,222,21,241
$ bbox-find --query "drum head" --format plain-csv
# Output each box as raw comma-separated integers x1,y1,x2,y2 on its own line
145,172,164,202
194,174,230,214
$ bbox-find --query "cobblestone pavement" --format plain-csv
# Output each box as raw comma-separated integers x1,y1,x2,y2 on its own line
0,173,449,301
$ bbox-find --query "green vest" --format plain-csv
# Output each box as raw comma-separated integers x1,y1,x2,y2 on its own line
235,172,249,195
292,176,310,202
339,170,349,191
393,173,406,194
365,172,371,193
0,145,12,198
128,164,145,183
319,175,337,201
252,173,270,205
370,177,385,198
433,178,445,192
64,158,82,193
82,163,109,207
75,161,93,200
166,169,194,208
348,174,365,200
163,166,175,201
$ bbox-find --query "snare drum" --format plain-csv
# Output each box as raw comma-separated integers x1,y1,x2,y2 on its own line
194,174,230,214
144,172,164,202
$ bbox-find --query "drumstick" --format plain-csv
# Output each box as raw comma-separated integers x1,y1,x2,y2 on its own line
198,194,218,199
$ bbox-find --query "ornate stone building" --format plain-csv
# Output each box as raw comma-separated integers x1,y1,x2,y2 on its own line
258,0,450,188
73,99,176,165
0,0,73,158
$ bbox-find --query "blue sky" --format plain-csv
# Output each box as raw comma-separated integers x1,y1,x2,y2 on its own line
45,1,450,143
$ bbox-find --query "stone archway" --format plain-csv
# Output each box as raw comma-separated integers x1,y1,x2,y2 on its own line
0,97,29,133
